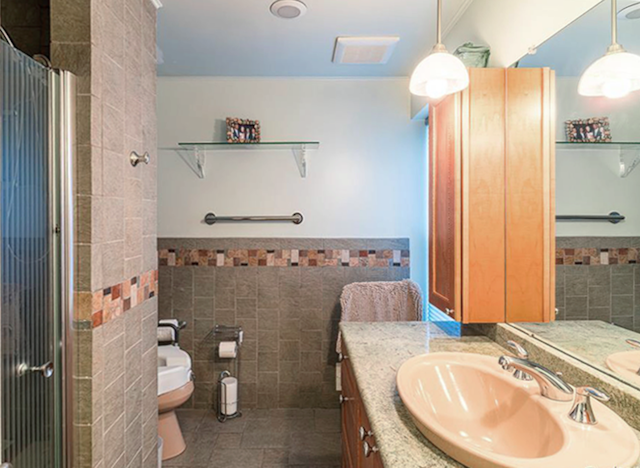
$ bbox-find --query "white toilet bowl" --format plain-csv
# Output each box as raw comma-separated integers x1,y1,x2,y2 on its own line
157,345,193,461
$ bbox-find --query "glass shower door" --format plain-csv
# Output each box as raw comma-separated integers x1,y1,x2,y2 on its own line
0,41,59,468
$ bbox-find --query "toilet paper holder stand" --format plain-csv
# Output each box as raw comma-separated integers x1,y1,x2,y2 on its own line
214,324,243,423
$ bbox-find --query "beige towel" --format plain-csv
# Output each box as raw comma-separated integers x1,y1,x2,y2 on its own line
336,279,423,353
158,319,179,343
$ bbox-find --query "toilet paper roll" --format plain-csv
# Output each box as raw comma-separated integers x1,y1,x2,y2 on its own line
221,376,238,415
218,341,238,359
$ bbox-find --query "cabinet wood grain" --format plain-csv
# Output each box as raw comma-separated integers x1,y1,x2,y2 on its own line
429,68,556,324
341,359,384,468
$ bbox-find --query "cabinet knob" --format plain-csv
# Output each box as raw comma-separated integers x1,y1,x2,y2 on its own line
338,353,348,362
363,440,379,458
339,395,354,404
445,308,454,315
359,426,373,441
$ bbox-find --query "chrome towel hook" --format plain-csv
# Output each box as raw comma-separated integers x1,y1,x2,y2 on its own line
130,151,150,167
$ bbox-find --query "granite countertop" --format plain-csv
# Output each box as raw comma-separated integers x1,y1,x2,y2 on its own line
339,322,510,468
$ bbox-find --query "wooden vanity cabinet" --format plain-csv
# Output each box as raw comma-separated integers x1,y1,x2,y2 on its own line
341,358,384,468
429,68,556,324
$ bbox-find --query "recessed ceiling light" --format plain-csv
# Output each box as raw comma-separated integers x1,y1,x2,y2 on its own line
270,0,307,19
618,1,640,19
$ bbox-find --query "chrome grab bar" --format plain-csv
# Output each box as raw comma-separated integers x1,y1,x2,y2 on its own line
204,212,303,225
556,211,624,224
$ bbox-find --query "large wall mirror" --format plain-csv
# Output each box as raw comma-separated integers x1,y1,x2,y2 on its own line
509,0,640,391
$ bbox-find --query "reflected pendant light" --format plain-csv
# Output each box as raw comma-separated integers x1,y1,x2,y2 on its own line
410,0,469,99
578,0,640,98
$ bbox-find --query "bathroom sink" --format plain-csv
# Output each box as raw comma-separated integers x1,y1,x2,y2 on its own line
397,352,640,468
606,350,640,386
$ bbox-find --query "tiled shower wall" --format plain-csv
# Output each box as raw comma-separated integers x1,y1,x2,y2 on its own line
51,1,159,467
157,238,411,409
556,237,640,332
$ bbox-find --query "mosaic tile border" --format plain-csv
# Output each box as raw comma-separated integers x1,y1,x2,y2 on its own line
556,248,640,266
91,269,159,328
158,248,410,268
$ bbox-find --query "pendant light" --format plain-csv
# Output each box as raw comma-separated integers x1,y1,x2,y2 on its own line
410,0,469,99
578,0,640,98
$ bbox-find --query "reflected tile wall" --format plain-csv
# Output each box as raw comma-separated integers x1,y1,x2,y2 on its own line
157,238,411,409
556,237,640,332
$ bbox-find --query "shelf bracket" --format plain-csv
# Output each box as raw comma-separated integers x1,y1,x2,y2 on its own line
176,147,206,178
619,148,640,178
292,146,308,178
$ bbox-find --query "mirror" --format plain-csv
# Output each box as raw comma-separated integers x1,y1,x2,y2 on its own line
510,0,640,391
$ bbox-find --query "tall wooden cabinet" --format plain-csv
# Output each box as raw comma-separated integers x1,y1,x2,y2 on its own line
429,68,556,324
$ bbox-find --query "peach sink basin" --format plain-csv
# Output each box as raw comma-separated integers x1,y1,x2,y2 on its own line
606,350,640,387
397,352,640,468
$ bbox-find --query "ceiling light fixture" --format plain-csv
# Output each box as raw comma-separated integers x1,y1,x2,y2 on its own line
578,0,640,99
409,0,469,99
618,1,640,20
270,0,307,20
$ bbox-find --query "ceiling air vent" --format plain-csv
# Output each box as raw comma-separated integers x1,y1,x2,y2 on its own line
332,36,400,65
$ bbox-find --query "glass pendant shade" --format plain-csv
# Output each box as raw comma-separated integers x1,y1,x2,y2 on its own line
410,49,470,98
578,50,640,98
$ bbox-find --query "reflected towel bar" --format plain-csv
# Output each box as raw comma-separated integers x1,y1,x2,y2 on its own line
204,212,303,225
556,211,625,224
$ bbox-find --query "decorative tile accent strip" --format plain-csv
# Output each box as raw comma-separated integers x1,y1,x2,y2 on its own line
91,269,159,328
158,248,410,268
556,248,639,266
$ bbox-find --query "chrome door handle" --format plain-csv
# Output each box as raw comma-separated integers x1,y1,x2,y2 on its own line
18,361,54,378
359,426,373,440
363,440,379,457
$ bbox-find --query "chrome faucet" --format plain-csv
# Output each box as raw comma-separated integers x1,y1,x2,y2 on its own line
568,386,610,425
498,355,574,402
504,341,533,381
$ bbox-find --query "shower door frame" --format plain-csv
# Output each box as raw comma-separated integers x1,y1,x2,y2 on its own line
51,69,75,468
0,56,75,468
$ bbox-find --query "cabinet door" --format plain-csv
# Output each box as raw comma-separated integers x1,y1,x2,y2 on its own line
462,68,507,323
341,360,359,468
428,92,462,321
504,68,556,322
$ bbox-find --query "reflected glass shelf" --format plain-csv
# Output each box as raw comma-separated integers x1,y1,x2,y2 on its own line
556,141,640,150
171,141,320,178
555,142,640,178
178,141,320,151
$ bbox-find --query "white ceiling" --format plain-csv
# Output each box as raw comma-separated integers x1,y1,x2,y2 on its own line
156,0,472,77
519,1,640,75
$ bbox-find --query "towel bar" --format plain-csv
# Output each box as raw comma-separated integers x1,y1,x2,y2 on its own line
204,212,303,225
556,211,624,224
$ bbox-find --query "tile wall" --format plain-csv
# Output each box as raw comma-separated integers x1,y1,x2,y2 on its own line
556,237,640,332
51,0,159,467
158,238,411,410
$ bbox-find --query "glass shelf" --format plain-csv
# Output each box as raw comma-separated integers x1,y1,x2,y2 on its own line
172,141,320,178
179,141,319,150
556,141,640,150
556,142,640,178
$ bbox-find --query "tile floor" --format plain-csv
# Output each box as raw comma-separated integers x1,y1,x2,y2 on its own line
165,408,341,468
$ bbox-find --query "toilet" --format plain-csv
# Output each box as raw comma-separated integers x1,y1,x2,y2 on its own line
157,344,194,460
